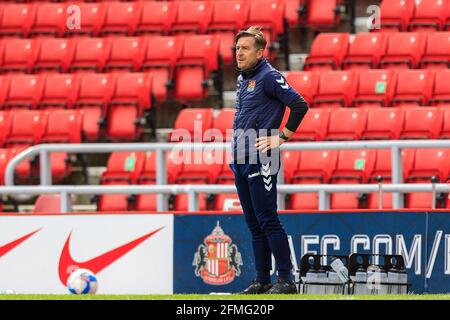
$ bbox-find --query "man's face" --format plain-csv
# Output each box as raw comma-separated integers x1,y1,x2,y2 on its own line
235,36,263,70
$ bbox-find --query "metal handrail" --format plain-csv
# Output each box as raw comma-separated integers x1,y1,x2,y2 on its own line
0,183,449,213
4,140,450,211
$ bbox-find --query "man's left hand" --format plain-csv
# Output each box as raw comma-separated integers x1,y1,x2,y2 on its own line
255,135,284,153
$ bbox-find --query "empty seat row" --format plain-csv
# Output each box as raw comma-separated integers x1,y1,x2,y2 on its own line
0,108,84,183
174,106,450,142
286,69,450,108
0,73,152,141
304,32,450,71
0,0,285,63
0,35,220,101
377,0,450,32
96,148,450,212
97,150,232,212
283,106,450,141
283,147,450,210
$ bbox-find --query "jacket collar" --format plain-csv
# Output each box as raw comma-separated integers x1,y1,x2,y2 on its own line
237,58,266,79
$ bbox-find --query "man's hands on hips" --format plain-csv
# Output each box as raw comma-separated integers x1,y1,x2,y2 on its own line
255,128,293,153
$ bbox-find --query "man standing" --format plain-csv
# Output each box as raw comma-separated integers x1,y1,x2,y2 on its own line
231,26,309,294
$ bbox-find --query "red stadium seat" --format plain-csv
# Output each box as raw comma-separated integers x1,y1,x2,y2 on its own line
283,107,330,141
0,38,40,74
0,111,12,147
172,149,222,211
292,150,338,184
98,151,146,211
29,3,66,37
331,149,376,183
0,4,36,37
39,74,80,109
342,33,389,70
446,2,450,31
207,0,249,65
141,36,183,101
406,148,450,182
69,38,112,73
400,107,443,139
5,110,46,147
137,150,183,186
353,69,396,108
304,33,349,71
379,0,415,32
74,73,114,141
33,38,75,74
175,150,222,184
107,73,152,141
303,0,343,29
312,71,358,108
0,76,9,109
3,74,45,110
170,108,214,142
213,194,242,211
362,108,404,140
100,2,141,36
33,195,61,214
325,108,368,141
390,70,434,107
211,108,235,142
282,150,301,183
41,109,84,182
405,148,450,209
285,0,301,26
439,107,450,139
429,69,450,106
102,151,146,183
379,32,427,69
367,193,393,209
97,180,131,212
65,2,106,37
174,35,219,101
171,1,213,35
136,1,177,35
329,149,376,210
285,71,319,104
214,151,234,184
134,151,162,212
289,150,338,210
41,109,83,144
104,37,148,72
244,0,285,57
368,149,414,182
419,32,450,69
408,0,448,31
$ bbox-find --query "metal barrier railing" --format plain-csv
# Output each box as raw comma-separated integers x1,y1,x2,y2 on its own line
0,183,449,213
4,140,450,211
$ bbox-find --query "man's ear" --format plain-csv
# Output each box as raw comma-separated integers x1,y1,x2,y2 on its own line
256,48,264,59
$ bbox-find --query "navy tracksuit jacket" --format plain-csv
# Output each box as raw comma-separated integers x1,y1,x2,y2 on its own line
230,58,305,284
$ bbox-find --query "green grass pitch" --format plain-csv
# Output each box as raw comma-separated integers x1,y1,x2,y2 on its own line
1,294,450,300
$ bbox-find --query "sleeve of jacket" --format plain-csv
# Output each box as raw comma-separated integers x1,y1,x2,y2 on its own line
262,70,303,106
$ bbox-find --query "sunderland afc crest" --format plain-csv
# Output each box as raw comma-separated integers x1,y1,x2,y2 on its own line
193,222,243,285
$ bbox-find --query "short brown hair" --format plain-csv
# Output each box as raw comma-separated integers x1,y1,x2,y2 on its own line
235,26,267,51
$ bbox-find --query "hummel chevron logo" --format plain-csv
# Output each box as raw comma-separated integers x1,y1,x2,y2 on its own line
276,77,289,89
261,163,271,176
261,163,272,191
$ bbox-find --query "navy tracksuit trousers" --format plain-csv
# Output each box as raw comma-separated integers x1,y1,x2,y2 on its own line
230,162,293,284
